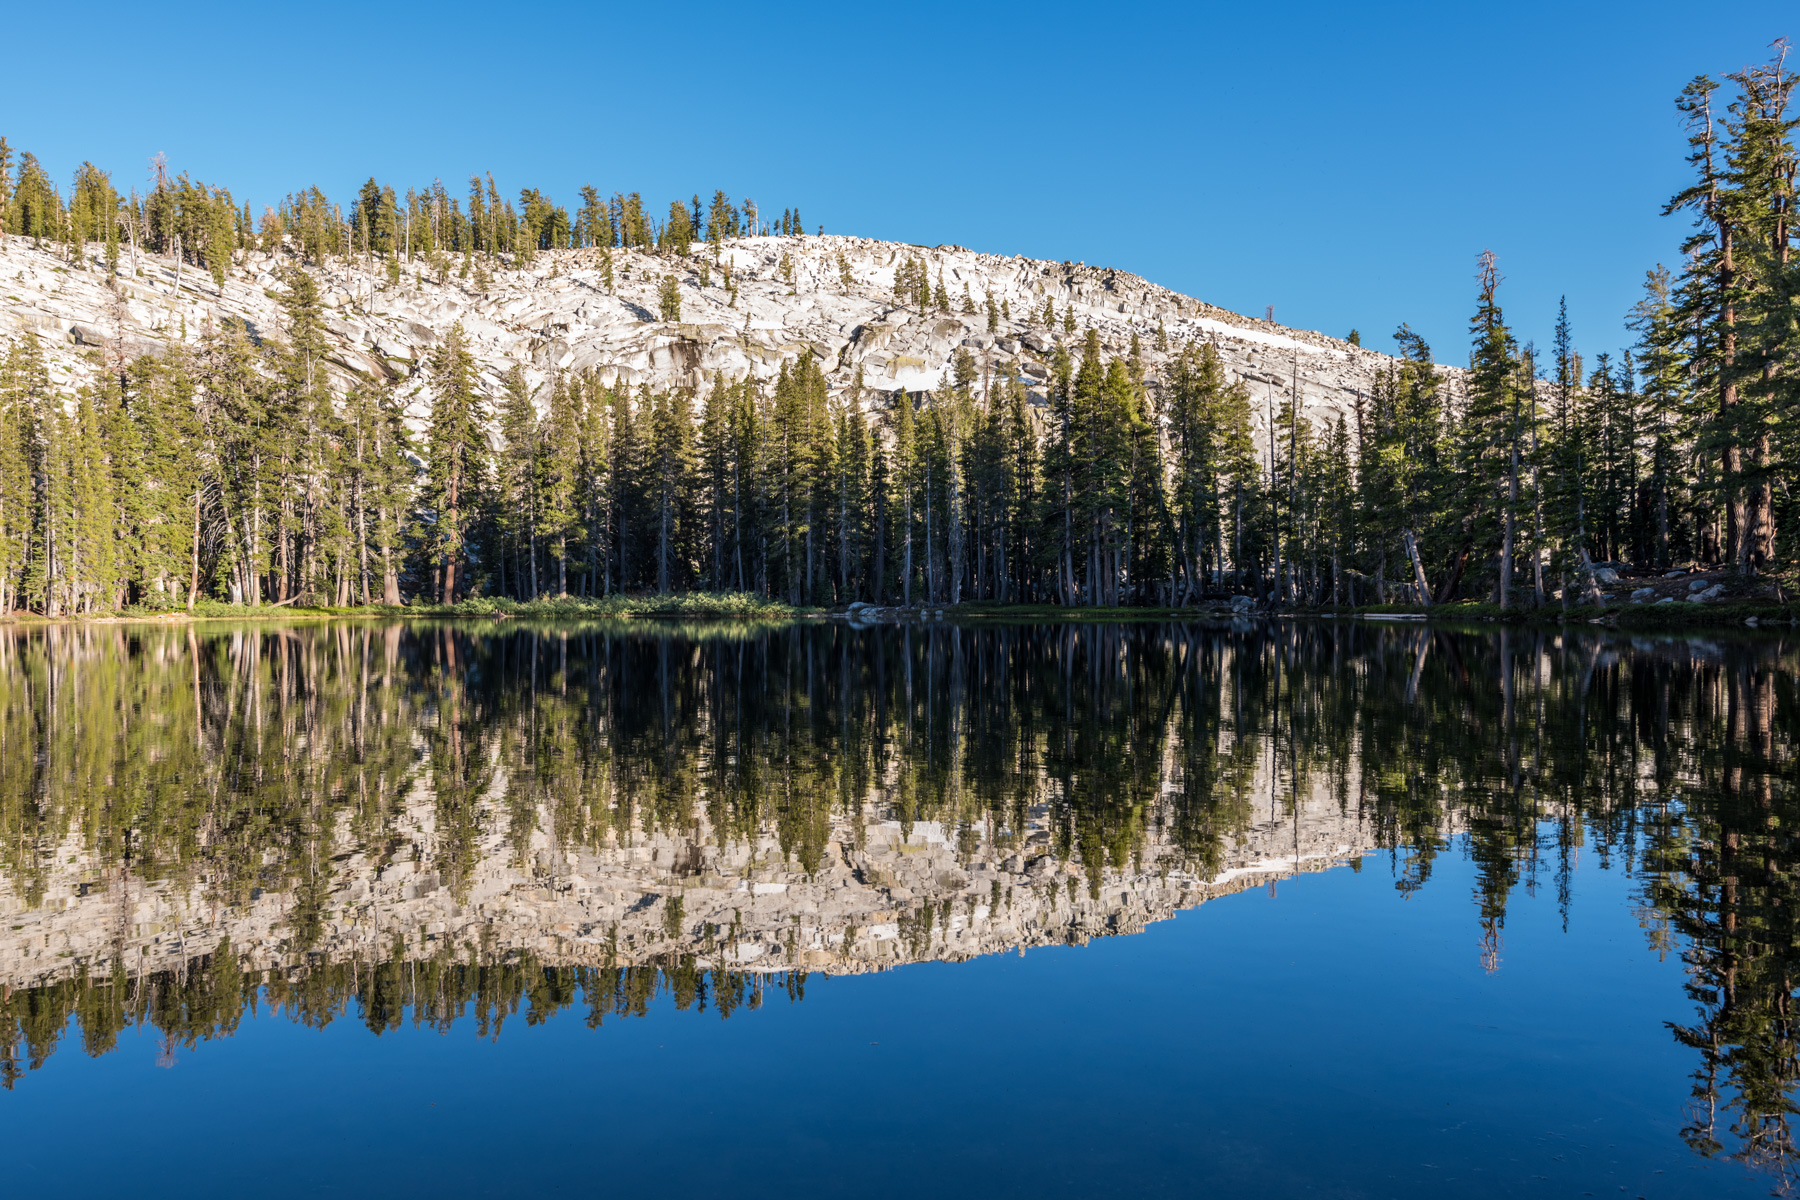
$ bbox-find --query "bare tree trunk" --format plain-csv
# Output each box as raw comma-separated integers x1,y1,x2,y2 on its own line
903,496,914,606
1402,528,1432,608
356,466,371,606
443,462,460,603
1577,547,1606,608
380,516,400,605
186,488,202,611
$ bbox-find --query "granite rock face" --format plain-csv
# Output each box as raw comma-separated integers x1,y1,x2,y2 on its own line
2,233,1456,455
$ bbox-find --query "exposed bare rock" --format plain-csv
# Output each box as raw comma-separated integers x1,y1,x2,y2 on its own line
2,233,1460,452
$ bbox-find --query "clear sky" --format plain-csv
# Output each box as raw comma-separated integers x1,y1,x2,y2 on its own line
4,1,1791,368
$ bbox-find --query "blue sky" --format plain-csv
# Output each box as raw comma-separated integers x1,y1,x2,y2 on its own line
5,1,1790,367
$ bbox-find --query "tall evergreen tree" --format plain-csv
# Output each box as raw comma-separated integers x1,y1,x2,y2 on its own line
423,323,487,602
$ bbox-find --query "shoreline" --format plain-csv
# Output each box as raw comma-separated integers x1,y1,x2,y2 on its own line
4,597,1793,632
0,595,819,627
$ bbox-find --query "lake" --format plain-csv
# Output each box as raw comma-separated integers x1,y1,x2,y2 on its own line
0,618,1793,1198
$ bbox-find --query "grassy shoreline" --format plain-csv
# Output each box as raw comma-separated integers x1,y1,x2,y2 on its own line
0,592,817,625
4,594,1794,631
953,598,1798,629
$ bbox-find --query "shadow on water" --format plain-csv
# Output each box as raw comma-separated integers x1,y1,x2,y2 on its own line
0,618,1795,1184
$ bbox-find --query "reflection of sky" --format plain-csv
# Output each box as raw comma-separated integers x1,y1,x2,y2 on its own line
3,835,1762,1199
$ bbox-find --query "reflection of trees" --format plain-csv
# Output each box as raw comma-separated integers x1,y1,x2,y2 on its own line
0,618,1796,1183
1642,658,1800,1188
0,937,802,1089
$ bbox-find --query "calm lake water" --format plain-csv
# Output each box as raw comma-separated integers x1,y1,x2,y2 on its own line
0,618,1793,1197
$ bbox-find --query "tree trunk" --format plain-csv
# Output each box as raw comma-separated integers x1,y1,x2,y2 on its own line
1501,389,1519,608
1436,539,1469,604
1577,546,1606,608
186,487,201,612
1402,529,1432,608
903,497,914,606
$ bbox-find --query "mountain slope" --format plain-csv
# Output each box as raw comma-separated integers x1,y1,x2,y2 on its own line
3,232,1442,440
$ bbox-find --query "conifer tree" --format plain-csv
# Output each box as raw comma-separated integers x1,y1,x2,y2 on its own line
698,379,732,590
423,323,486,601
708,191,735,243
497,365,540,598
540,373,581,595
648,388,694,594
0,136,13,242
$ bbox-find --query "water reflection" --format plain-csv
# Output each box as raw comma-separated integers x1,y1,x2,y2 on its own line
0,619,1793,1182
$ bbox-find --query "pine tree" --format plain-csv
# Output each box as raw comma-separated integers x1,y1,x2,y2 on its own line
708,191,735,244
0,136,13,242
889,387,917,605
540,373,581,595
663,200,693,256
577,373,613,595
836,368,872,599
497,365,540,598
608,385,642,591
423,323,487,601
1167,342,1233,599
0,341,32,612
698,379,732,591
1722,45,1796,571
1666,74,1753,572
648,388,695,594
1002,363,1038,600
1629,265,1691,568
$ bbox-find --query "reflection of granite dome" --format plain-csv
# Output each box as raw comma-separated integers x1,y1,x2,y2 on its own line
3,233,1455,457
0,788,1367,991
0,621,1383,995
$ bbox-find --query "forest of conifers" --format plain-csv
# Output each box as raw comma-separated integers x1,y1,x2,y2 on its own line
0,46,1793,615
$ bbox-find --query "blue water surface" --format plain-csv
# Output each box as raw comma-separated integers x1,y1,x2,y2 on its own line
4,836,1757,1199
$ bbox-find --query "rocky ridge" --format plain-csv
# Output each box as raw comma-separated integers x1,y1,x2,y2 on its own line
2,232,1451,446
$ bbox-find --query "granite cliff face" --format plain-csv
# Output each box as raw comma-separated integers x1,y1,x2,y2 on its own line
2,231,1446,445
